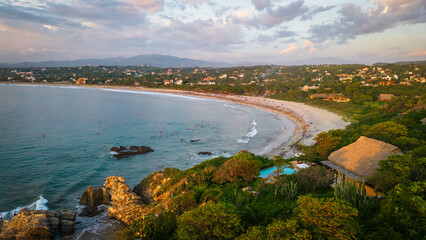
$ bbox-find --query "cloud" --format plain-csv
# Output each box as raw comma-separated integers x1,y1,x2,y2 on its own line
406,48,426,56
274,28,296,38
149,18,244,49
126,0,165,13
301,5,335,20
280,43,298,54
235,9,252,19
309,0,426,43
243,0,308,29
43,24,57,31
303,40,318,53
252,0,271,11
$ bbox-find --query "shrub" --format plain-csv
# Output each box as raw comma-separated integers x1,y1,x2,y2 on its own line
176,203,242,240
295,196,359,240
280,181,298,200
293,166,336,193
213,155,260,184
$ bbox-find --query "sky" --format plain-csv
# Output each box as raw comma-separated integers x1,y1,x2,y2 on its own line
0,0,425,64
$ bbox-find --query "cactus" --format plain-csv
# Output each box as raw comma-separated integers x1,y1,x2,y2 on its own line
280,181,298,200
334,172,368,210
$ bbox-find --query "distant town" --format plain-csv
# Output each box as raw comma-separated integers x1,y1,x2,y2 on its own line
1,63,425,111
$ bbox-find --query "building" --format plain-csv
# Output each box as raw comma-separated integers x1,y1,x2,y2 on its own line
76,77,88,85
322,136,402,195
377,94,395,101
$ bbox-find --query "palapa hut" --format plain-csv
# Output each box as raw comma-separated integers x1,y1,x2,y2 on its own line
322,136,402,195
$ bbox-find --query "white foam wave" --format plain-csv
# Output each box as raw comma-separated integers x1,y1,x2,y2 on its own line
99,88,212,101
1,195,48,219
237,120,257,143
223,104,236,108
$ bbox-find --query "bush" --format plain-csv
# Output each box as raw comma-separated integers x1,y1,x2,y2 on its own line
213,154,261,184
124,212,177,240
293,166,336,193
295,196,359,240
176,203,242,240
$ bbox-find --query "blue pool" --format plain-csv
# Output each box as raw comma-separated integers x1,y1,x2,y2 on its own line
259,166,296,178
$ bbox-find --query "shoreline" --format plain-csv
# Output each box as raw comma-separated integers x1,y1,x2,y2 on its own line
0,82,349,158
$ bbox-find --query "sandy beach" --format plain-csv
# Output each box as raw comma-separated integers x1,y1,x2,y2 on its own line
0,83,349,158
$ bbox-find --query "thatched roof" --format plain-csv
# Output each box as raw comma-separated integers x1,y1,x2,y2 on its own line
326,136,402,181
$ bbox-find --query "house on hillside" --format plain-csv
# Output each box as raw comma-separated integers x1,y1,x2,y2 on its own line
76,77,88,85
322,136,402,196
377,94,395,101
309,93,328,99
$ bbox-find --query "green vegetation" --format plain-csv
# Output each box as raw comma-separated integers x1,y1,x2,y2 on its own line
2,63,424,239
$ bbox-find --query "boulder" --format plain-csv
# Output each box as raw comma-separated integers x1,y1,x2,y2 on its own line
111,146,154,159
198,152,212,155
80,186,110,209
60,219,75,236
110,147,119,152
60,210,76,236
61,210,76,221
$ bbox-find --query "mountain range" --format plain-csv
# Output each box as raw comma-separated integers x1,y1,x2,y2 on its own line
0,54,367,68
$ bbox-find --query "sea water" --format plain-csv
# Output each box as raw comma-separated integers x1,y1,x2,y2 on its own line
0,84,290,219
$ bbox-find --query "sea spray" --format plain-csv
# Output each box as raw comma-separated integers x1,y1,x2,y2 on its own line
0,195,48,219
237,120,258,143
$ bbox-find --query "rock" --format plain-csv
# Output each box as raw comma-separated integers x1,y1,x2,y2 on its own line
60,219,75,235
110,147,119,152
60,210,76,236
198,152,212,155
61,210,76,221
0,209,52,240
78,207,99,217
80,186,110,209
190,139,200,142
104,176,147,225
111,146,154,159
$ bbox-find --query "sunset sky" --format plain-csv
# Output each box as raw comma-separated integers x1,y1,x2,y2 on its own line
0,0,425,64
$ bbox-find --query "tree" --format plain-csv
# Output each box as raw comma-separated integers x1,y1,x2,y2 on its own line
373,182,426,239
295,196,359,240
176,203,242,240
266,219,312,240
363,121,407,144
370,155,426,193
314,131,342,160
213,155,260,184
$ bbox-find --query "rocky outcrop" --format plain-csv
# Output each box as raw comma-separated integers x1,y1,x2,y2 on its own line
110,146,154,159
198,151,212,155
0,209,77,239
0,209,53,240
79,186,111,217
60,210,76,235
104,176,147,225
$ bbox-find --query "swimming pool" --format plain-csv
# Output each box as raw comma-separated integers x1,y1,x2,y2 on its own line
259,166,296,178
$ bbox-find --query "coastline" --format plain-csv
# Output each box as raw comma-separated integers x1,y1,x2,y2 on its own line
0,83,349,158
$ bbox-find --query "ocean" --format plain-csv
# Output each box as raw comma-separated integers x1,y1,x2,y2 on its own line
0,84,291,233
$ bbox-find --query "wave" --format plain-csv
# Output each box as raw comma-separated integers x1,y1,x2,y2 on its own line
1,195,48,219
237,120,257,143
98,88,212,102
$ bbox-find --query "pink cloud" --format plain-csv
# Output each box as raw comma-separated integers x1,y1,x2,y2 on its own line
280,43,298,54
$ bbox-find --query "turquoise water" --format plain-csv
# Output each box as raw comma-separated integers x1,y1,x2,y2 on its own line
0,84,289,217
259,166,296,178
